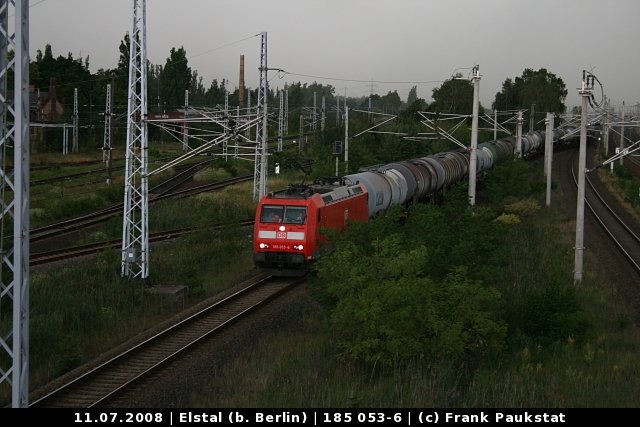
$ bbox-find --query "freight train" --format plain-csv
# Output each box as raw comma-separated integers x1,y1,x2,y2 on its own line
253,128,579,276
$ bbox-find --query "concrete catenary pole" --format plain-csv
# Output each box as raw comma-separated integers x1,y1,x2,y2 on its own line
493,109,497,141
574,72,592,284
515,111,523,158
603,97,609,156
545,112,554,207
344,105,349,174
620,100,625,166
468,65,480,206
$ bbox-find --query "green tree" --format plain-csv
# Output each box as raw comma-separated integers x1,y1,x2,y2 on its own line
492,68,568,124
406,85,418,106
381,90,402,113
31,44,94,117
159,46,191,109
188,70,207,106
429,73,479,115
205,78,227,106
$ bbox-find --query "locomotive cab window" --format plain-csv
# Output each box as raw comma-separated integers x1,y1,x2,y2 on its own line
284,206,307,224
260,205,285,223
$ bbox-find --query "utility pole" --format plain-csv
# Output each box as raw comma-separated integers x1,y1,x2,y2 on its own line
545,112,554,207
103,83,112,184
468,65,480,206
574,71,593,284
0,0,29,408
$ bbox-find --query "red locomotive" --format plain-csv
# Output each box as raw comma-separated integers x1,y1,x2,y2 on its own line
253,177,368,275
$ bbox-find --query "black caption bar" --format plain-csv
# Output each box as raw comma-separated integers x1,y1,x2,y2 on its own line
6,408,637,426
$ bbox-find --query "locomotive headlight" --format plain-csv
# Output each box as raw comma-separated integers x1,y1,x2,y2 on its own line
259,243,269,249
293,244,304,250
279,225,285,232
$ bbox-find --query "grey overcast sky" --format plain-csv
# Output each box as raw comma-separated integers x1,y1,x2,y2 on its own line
29,0,640,109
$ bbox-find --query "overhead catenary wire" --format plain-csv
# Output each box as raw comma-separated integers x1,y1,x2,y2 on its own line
280,70,444,86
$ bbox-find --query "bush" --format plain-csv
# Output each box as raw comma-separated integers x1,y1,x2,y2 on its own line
310,201,508,365
508,285,588,345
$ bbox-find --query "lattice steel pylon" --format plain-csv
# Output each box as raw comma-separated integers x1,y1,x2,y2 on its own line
252,31,268,200
182,89,189,151
121,0,149,279
0,0,30,408
103,84,112,163
277,89,284,152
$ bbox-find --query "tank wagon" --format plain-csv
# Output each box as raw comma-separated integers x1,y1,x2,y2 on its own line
254,128,578,275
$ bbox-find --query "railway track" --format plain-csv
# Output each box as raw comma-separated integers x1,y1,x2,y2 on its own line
29,274,304,408
572,152,640,275
29,154,192,182
30,219,255,266
29,172,252,243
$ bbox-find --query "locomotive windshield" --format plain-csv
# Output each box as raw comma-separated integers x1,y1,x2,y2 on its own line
260,205,285,223
260,205,307,224
283,206,307,224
